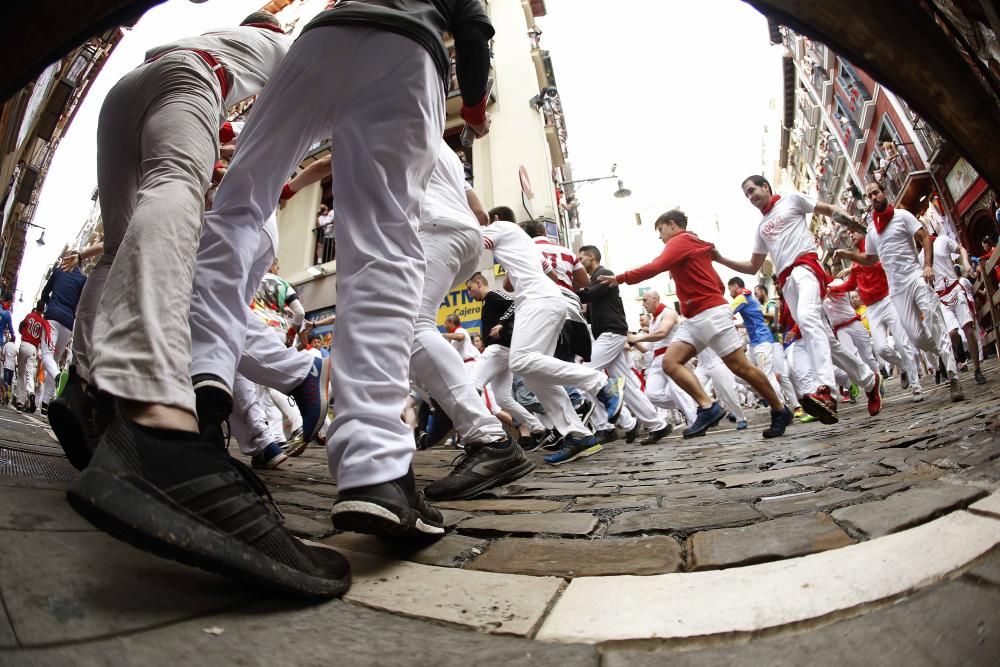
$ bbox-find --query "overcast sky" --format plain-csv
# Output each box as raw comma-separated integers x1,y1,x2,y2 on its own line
14,0,782,327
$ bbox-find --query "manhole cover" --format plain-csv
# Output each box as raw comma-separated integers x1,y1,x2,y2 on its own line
0,446,78,482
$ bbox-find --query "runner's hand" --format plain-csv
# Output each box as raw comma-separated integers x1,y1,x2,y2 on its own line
597,274,618,287
469,113,491,138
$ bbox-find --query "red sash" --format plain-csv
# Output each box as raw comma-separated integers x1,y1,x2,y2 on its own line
832,315,861,335
146,48,228,98
777,252,831,298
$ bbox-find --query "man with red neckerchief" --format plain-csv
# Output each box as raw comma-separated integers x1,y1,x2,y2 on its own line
600,209,794,440
833,181,965,402
715,175,881,425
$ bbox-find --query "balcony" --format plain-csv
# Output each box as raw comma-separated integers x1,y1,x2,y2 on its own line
871,142,922,204
313,225,335,266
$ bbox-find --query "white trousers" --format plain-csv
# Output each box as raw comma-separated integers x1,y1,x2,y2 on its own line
587,332,666,430
470,344,544,433
40,321,70,404
75,51,221,413
835,320,878,374
865,296,920,385
785,341,816,399
15,342,38,403
410,221,505,444
230,375,274,457
771,343,800,409
645,361,698,424
939,285,974,332
188,28,443,490
749,341,783,401
695,360,744,421
890,276,957,376
509,296,606,438
783,267,875,393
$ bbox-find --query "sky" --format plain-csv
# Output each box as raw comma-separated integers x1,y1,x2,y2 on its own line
14,0,783,328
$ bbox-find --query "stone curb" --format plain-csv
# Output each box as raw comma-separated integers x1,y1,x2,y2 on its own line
311,492,1000,644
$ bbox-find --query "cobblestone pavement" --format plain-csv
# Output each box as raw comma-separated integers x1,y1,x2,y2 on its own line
1,359,999,664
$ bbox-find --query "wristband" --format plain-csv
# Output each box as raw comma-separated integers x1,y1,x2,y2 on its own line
460,95,488,126
280,183,296,201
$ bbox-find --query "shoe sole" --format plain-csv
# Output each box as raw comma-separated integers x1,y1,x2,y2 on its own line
253,452,289,470
426,458,536,502
682,410,726,438
331,500,444,539
48,399,95,472
67,468,350,598
545,444,603,465
640,426,673,445
285,438,308,457
762,410,793,439
800,395,838,425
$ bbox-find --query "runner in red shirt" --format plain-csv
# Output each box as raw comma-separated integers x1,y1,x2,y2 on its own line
599,209,792,439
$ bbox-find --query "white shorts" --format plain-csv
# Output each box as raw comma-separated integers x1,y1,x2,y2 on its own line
672,304,743,358
939,285,974,331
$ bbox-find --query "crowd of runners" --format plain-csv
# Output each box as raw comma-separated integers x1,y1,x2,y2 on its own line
11,0,991,598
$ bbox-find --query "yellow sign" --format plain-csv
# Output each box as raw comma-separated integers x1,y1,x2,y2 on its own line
436,282,482,336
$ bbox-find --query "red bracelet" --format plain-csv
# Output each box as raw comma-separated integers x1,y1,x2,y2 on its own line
460,95,488,126
280,183,296,201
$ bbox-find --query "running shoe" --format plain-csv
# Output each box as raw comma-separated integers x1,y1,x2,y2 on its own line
800,387,838,425
574,399,594,426
285,427,307,457
849,383,860,402
949,377,965,402
424,439,535,501
40,402,49,417
420,399,454,450
68,410,349,597
736,419,748,430
639,422,673,445
331,467,444,540
900,371,910,390
762,406,793,439
682,402,725,438
866,373,883,416
251,442,288,470
291,356,332,444
540,429,564,451
48,366,103,471
596,428,617,445
595,377,626,424
798,412,816,424
517,431,546,452
912,387,924,402
624,421,641,443
543,434,602,465
975,369,988,385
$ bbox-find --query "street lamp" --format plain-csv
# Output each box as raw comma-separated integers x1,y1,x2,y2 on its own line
22,221,45,247
559,172,632,200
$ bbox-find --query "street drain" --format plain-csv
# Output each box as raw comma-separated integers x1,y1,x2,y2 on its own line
0,446,78,482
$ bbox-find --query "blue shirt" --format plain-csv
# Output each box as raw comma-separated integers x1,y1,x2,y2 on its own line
0,308,12,342
41,267,87,330
731,291,774,346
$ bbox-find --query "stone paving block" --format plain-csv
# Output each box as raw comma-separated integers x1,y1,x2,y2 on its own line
832,482,986,538
601,578,1000,667
939,456,1000,490
0,485,95,531
458,512,598,536
466,536,682,576
570,496,656,511
0,593,15,648
281,511,330,538
335,548,562,636
607,502,760,535
439,509,472,528
966,548,1000,587
537,511,1000,643
431,499,565,513
273,490,335,511
688,513,856,570
715,465,826,487
321,532,487,567
506,486,613,497
754,487,863,518
0,530,250,645
968,491,1000,519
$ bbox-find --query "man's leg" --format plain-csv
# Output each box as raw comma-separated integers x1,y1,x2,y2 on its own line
40,322,64,405
750,341,784,399
842,322,878,374
707,364,745,421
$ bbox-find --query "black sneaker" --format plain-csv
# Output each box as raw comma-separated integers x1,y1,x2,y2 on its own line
331,468,444,540
624,421,641,443
40,402,49,417
596,428,617,445
424,439,535,501
518,430,547,452
48,366,104,471
762,405,793,439
193,375,233,450
574,399,595,426
975,369,988,385
640,421,673,445
540,429,564,451
420,399,453,449
67,409,349,597
900,371,910,390
682,402,725,438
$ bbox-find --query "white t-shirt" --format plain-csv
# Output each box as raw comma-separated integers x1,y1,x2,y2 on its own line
482,221,561,303
450,327,480,361
753,192,819,275
824,278,858,326
2,341,16,370
421,139,478,229
532,238,582,292
318,211,335,239
650,307,677,353
917,234,961,292
865,209,923,289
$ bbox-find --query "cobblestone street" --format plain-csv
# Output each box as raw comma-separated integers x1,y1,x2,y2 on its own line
2,361,1000,664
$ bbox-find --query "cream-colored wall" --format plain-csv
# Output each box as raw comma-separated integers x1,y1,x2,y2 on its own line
275,180,321,282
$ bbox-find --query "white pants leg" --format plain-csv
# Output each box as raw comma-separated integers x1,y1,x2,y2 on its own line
41,321,69,404
783,267,873,392
786,341,816,398
750,341,783,400
188,28,443,490
866,297,921,387
707,363,745,420
267,387,301,436
771,342,799,408
645,362,699,424
509,297,606,438
410,221,505,444
471,345,544,433
891,277,958,376
16,342,38,403
230,374,273,457
837,321,878,374
587,332,666,430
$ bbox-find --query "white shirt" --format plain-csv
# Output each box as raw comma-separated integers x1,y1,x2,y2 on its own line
482,221,561,303
421,139,478,229
450,327,480,361
2,342,16,370
753,192,819,275
917,234,961,292
532,238,582,292
824,278,858,326
318,211,335,239
865,208,924,290
649,307,676,353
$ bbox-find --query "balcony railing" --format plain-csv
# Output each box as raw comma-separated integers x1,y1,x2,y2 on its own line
875,143,920,203
313,225,335,265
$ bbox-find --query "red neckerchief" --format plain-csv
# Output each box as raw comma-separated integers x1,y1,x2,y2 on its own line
872,204,895,234
652,303,666,320
244,22,286,34
761,195,781,215
738,288,752,298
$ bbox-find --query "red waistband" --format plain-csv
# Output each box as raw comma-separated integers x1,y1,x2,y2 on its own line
463,357,476,363
777,252,831,298
936,280,961,297
653,347,667,358
832,314,861,334
145,48,228,99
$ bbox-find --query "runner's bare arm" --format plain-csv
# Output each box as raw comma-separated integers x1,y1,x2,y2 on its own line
713,251,766,275
815,202,867,235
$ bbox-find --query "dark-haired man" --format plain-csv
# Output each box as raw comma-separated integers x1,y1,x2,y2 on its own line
714,175,881,425
601,209,793,439
833,181,965,401
578,245,673,444
727,276,783,401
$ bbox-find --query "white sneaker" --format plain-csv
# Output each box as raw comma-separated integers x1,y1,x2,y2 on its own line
912,387,924,402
